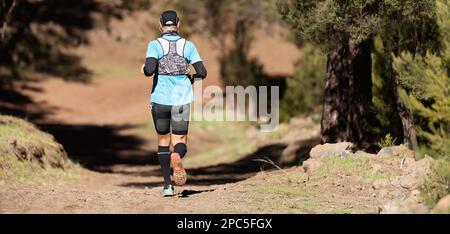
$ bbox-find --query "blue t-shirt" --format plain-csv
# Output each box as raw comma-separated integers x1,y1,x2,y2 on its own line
146,34,202,106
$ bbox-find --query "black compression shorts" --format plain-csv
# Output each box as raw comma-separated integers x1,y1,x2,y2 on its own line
151,102,190,135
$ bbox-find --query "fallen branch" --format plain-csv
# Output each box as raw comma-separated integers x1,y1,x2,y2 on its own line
400,156,406,170
252,157,289,175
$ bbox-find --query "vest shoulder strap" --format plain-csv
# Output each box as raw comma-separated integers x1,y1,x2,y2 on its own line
157,38,170,56
176,38,186,57
157,37,186,57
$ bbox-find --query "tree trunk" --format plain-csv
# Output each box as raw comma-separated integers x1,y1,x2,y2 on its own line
321,39,373,146
388,37,420,152
392,75,420,151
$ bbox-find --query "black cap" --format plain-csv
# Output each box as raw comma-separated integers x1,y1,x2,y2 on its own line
160,10,179,26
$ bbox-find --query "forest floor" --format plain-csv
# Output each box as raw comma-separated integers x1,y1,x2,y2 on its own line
0,76,432,214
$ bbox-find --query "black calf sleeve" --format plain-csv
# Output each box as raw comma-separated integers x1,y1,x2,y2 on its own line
157,146,171,187
174,143,187,158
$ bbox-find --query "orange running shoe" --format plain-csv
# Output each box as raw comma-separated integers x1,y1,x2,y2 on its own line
171,153,187,186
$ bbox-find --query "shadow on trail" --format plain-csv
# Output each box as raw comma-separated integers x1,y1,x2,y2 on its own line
0,82,52,121
38,124,159,170
1,81,157,171
188,137,319,184
179,189,216,198
120,137,320,188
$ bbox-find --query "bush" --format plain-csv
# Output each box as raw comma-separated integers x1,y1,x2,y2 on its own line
421,159,450,208
377,133,398,148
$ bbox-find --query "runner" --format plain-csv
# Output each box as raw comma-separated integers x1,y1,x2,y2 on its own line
142,10,207,196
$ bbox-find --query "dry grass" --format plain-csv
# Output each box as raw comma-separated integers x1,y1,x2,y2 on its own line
0,115,80,184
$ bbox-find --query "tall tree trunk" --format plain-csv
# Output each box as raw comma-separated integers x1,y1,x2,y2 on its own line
392,75,420,151
388,35,420,152
321,39,373,146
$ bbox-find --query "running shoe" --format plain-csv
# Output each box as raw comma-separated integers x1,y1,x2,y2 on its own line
161,185,175,197
171,153,187,186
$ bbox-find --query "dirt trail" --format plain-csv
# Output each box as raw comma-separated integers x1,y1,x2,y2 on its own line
0,76,273,213
1,75,403,214
0,170,236,213
24,77,152,125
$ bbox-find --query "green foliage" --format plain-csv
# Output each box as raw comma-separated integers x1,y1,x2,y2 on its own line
278,0,432,145
391,0,450,158
380,0,439,54
278,0,447,149
371,36,404,140
0,0,149,81
394,52,450,157
368,0,440,147
280,44,326,122
377,133,398,148
421,159,450,208
278,0,383,48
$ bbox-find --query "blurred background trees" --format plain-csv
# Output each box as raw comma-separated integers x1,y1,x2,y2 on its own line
0,0,149,84
165,0,280,87
279,44,326,122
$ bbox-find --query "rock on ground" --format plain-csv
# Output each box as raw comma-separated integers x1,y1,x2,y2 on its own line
309,142,354,159
377,145,415,159
302,142,440,214
432,195,450,214
398,156,434,190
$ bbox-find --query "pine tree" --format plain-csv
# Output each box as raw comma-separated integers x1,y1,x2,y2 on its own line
278,0,439,147
392,0,450,157
278,0,383,146
378,0,439,151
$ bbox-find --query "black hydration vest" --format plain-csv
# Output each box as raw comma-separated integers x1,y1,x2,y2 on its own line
156,37,190,76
